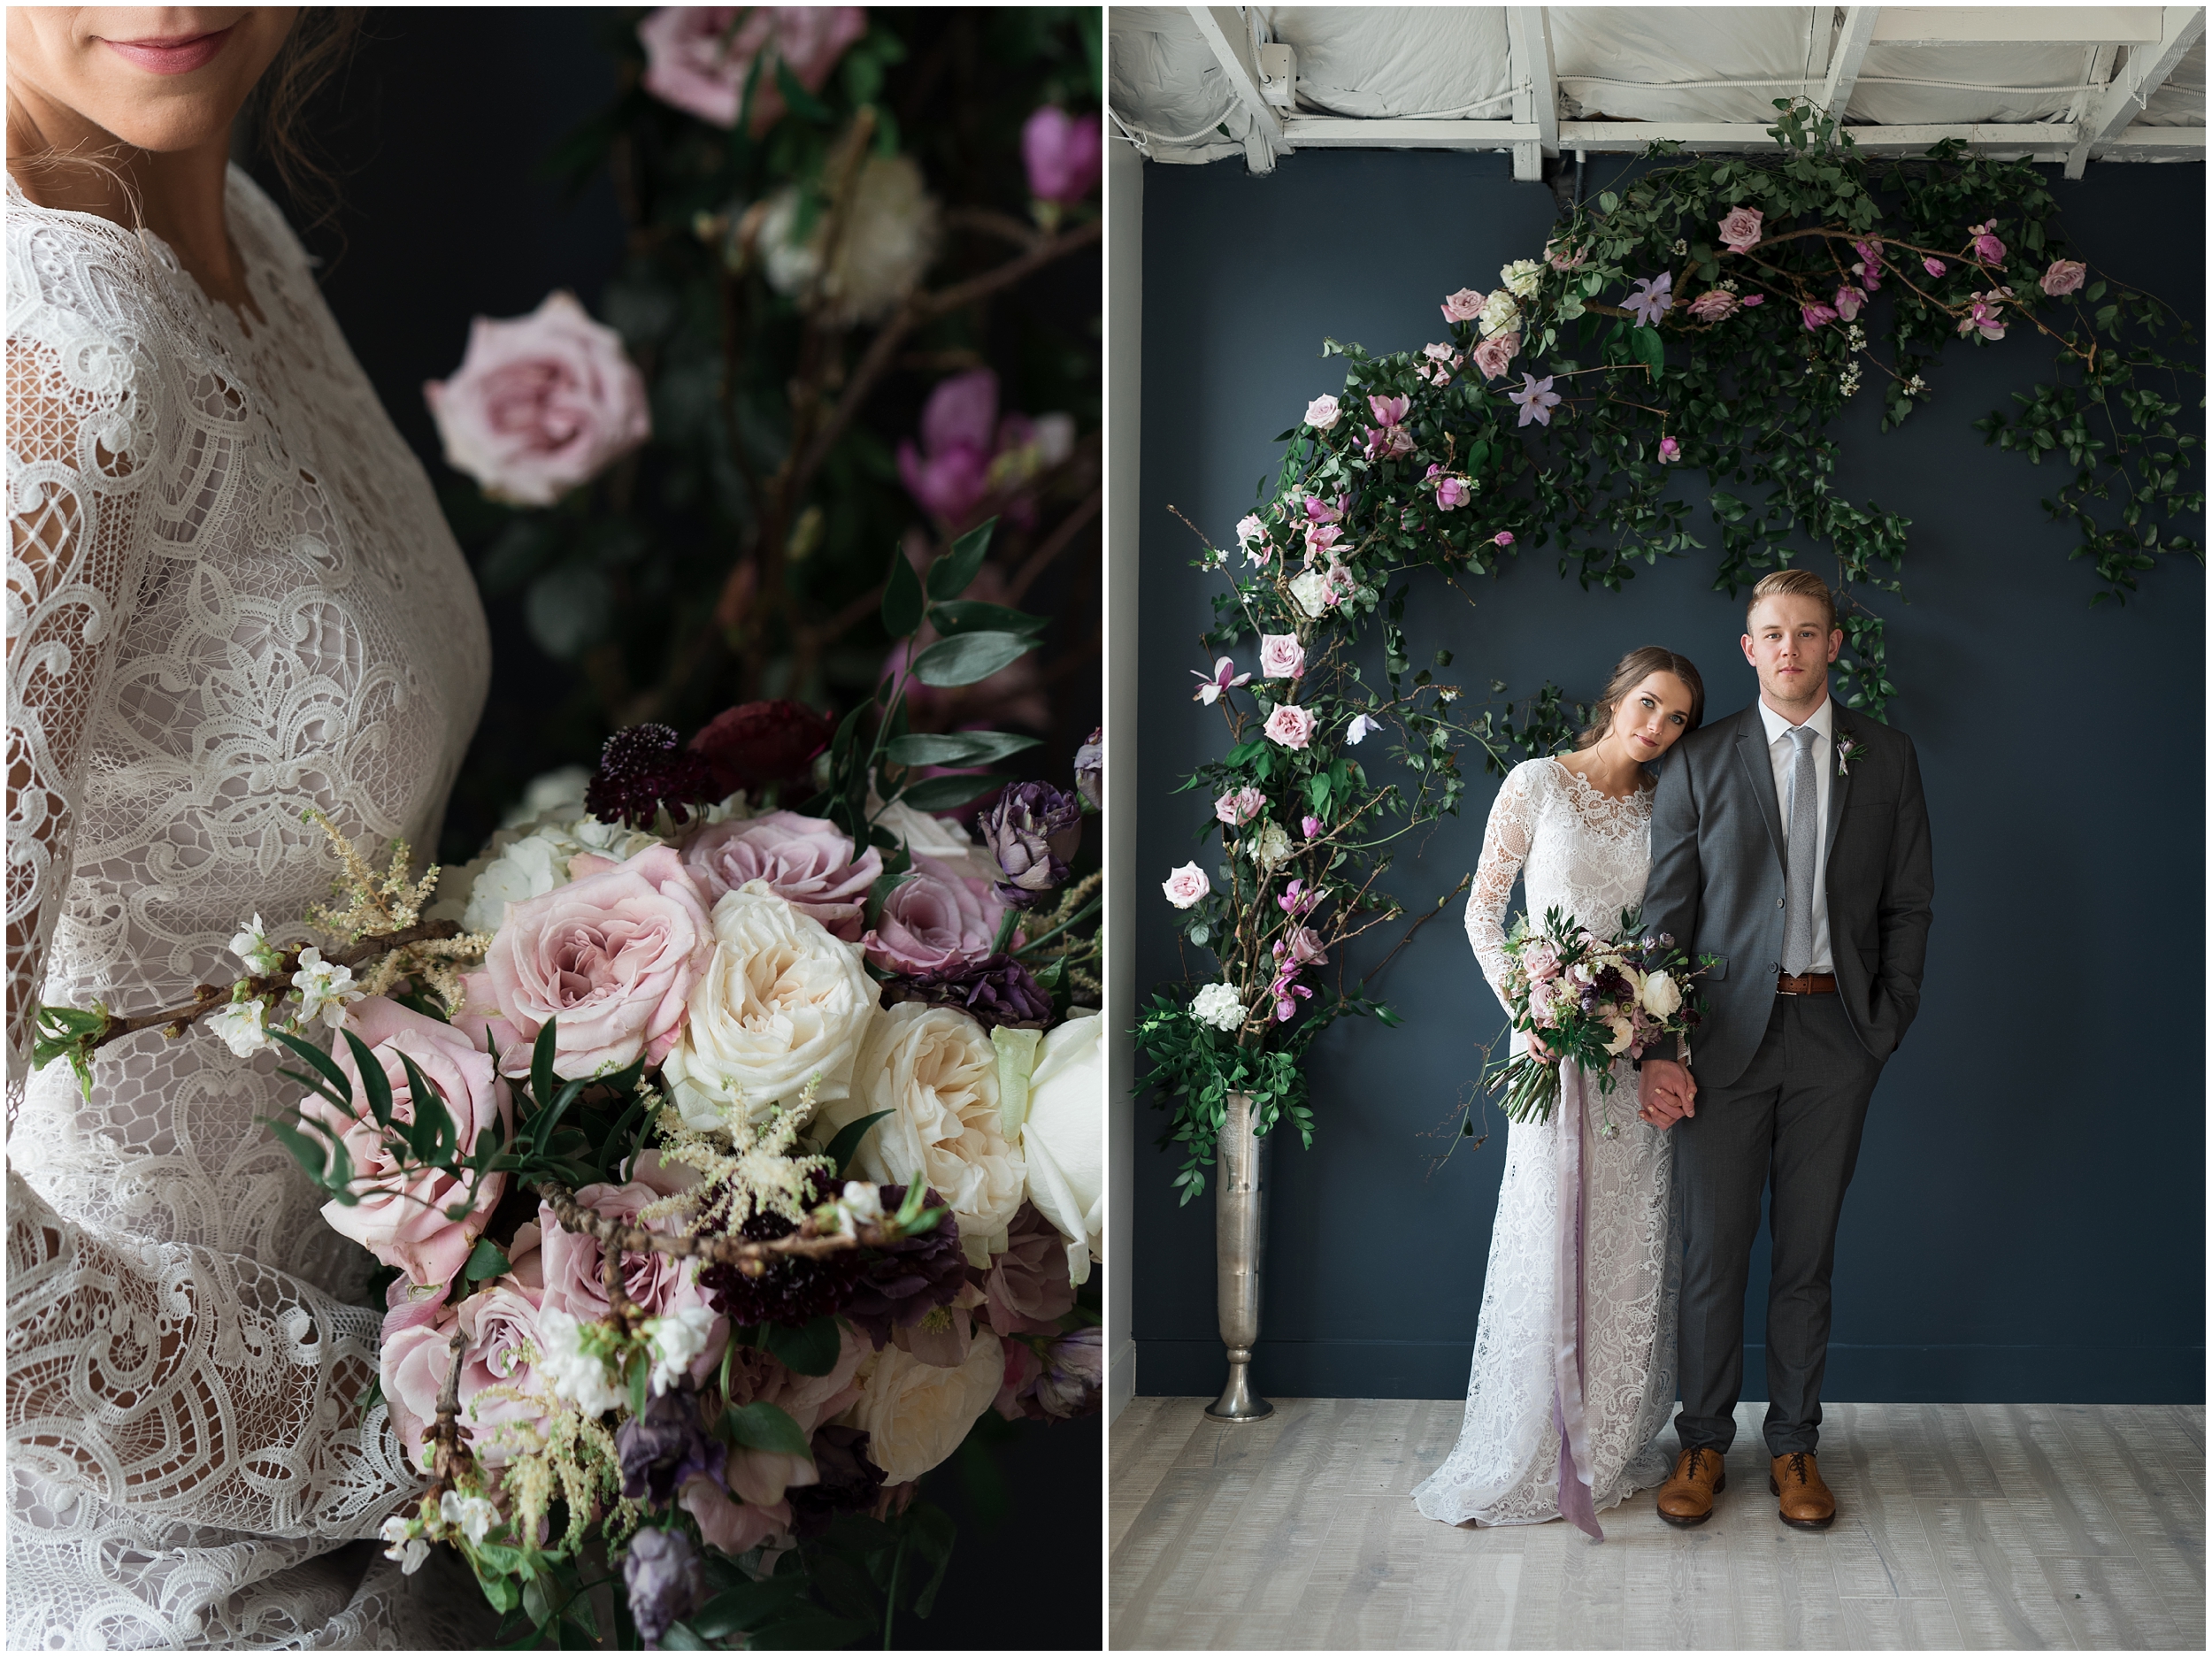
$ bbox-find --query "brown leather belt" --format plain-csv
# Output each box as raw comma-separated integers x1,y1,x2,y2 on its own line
1776,971,1838,995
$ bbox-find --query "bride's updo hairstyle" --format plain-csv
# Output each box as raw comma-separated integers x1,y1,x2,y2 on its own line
1573,647,1706,752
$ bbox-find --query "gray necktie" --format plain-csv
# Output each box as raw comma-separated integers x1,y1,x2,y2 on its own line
1782,724,1819,976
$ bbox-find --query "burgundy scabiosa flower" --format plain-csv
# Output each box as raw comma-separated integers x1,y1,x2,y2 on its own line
699,1169,866,1327
840,1182,967,1346
586,723,721,830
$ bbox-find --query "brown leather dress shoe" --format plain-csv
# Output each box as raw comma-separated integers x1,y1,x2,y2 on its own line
1655,1446,1726,1526
1769,1451,1837,1529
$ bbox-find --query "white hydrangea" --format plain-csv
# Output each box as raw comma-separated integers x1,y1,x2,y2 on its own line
291,949,361,1030
535,1308,627,1416
229,914,280,977
207,997,274,1059
1477,288,1521,338
1501,258,1543,300
380,1515,430,1576
1190,983,1246,1032
439,1490,497,1546
498,766,593,829
431,810,666,933
643,1304,719,1397
1288,570,1331,617
1248,821,1293,870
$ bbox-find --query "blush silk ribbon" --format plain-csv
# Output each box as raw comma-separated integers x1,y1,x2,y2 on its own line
1551,1061,1603,1540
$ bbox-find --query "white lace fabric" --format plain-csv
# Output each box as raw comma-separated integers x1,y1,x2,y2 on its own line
6,168,494,1647
1413,758,1679,1527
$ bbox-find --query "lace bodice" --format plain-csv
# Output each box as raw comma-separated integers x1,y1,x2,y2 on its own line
1464,758,1655,1014
6,169,490,1647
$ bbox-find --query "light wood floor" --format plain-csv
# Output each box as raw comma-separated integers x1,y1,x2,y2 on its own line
1110,1397,2204,1650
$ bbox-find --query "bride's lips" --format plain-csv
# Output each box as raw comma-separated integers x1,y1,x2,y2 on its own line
102,26,234,75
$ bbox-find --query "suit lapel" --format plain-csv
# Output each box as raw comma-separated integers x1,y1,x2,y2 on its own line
1731,705,1786,865
1826,707,1855,854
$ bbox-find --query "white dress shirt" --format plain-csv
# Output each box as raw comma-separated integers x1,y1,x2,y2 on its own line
1758,694,1834,975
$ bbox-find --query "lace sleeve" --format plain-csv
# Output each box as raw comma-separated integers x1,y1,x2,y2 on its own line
6,1167,414,1538
1465,761,1543,1014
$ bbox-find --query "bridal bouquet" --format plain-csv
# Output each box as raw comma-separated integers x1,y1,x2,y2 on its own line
33,527,1103,1650
1483,906,1712,1131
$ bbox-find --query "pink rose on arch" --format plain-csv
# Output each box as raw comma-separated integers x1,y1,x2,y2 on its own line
424,292,649,509
1471,331,1519,380
1264,703,1317,750
680,810,882,940
1215,786,1265,827
1686,290,1740,322
1968,220,2006,265
308,997,514,1291
1441,288,1483,323
863,855,1007,974
1717,206,1763,253
637,7,865,134
1258,633,1304,679
2040,258,2087,297
1161,863,1210,909
482,844,712,1080
1304,395,1342,431
1023,106,1102,205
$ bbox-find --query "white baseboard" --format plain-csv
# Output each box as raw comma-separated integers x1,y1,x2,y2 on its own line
1109,1337,1137,1421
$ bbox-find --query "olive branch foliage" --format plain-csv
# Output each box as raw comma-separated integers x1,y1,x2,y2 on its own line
1140,100,2200,1200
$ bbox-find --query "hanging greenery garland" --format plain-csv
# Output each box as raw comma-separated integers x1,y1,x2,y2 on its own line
1137,102,2201,1201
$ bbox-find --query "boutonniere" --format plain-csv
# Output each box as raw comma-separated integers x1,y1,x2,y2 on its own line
1835,734,1864,777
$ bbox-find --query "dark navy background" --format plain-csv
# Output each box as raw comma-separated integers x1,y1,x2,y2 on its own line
1129,149,2205,1404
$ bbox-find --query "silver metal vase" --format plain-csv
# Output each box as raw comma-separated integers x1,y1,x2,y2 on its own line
1206,1090,1273,1421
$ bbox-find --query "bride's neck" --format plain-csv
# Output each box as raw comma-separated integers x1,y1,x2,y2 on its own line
6,81,249,311
1563,736,1645,799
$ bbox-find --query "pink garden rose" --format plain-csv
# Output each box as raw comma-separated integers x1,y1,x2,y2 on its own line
1258,633,1304,679
380,1302,460,1476
2040,258,2087,297
482,844,712,1080
1161,863,1210,909
1470,331,1519,380
1717,206,1763,253
863,855,1006,974
310,998,514,1290
1440,288,1483,323
1686,290,1740,322
451,1279,553,1466
637,6,865,134
1303,395,1341,430
1264,704,1316,750
1022,106,1102,204
1215,786,1264,827
424,292,649,509
680,810,881,940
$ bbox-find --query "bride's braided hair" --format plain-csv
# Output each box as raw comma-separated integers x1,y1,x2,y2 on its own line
1573,646,1706,752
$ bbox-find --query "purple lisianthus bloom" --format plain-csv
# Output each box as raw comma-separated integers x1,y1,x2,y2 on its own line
624,1526,703,1650
789,1425,886,1538
1507,373,1560,428
618,1389,726,1508
887,952,1054,1030
1624,272,1673,327
1074,726,1102,810
841,1183,968,1346
976,780,1083,908
1034,1325,1104,1419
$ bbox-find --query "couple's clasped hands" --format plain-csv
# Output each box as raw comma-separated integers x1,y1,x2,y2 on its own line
1521,1032,1696,1128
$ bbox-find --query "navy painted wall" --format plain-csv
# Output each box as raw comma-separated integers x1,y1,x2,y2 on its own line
1129,150,2205,1404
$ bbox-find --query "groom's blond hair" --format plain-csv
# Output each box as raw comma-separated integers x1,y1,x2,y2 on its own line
1746,568,1837,633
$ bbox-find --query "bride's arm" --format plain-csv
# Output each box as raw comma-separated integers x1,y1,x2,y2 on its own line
6,323,416,1538
1464,762,1541,1015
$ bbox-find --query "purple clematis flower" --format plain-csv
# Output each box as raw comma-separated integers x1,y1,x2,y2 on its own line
1507,373,1561,428
1624,272,1673,327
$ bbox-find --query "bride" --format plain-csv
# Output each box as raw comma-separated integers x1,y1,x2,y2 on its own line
1413,647,1704,1535
7,10,495,1645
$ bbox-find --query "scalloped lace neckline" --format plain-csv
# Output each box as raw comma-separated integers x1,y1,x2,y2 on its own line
7,169,270,337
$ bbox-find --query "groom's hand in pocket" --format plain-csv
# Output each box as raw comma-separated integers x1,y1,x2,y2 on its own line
1638,1058,1695,1128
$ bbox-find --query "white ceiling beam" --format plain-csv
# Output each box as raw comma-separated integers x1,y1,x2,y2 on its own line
2064,5,2205,175
1871,6,2163,43
1282,118,1540,150
2097,121,2208,157
2065,42,2123,125
1185,6,1287,175
1505,8,1560,182
1558,119,2079,153
1820,8,1880,117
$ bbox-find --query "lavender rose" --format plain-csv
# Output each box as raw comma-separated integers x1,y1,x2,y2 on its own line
1717,206,1763,253
309,998,514,1290
483,844,712,1080
2040,257,2087,297
424,291,648,508
1034,1325,1103,1419
976,781,1082,909
861,855,1006,974
680,810,881,940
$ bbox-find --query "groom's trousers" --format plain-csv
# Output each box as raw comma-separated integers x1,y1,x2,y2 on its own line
1673,992,1883,1458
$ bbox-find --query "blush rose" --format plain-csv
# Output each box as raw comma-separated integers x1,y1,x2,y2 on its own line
680,810,881,940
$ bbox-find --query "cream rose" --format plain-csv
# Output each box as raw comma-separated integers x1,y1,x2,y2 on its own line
1640,970,1682,1018
664,886,877,1133
848,1331,1004,1485
1018,1009,1102,1283
818,1003,1023,1266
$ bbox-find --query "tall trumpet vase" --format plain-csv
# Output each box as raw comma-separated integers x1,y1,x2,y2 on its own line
1206,1091,1274,1421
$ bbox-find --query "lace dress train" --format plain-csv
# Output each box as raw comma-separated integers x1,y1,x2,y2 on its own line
1412,759,1678,1529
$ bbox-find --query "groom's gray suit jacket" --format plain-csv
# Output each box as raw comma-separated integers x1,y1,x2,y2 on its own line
1643,701,1935,1090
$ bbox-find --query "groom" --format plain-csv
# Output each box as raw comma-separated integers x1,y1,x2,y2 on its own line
1637,569,1934,1530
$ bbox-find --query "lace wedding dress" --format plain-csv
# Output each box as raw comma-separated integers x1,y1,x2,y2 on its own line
6,167,497,1647
1411,758,1678,1530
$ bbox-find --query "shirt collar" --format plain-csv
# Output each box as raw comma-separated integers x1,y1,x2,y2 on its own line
1758,693,1835,747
